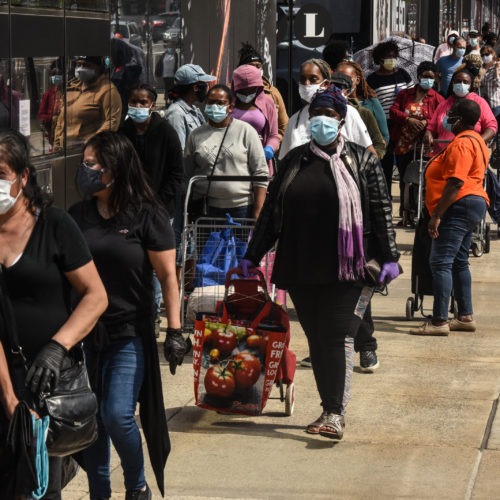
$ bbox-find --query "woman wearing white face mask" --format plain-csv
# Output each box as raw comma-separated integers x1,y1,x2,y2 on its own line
0,130,107,498
479,46,500,119
425,69,497,152
53,56,122,151
279,58,375,160
231,64,280,171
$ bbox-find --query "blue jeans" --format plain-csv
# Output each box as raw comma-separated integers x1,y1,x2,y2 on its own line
83,337,146,498
429,195,487,321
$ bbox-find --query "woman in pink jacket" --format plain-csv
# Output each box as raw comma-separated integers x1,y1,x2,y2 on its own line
231,64,279,173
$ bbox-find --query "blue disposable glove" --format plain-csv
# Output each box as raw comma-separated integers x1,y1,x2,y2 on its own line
378,262,401,285
264,145,274,161
238,259,257,277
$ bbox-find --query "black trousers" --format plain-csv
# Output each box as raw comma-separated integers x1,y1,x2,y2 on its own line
289,283,362,414
381,140,396,199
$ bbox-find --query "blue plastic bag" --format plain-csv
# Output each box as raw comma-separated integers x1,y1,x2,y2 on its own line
194,214,247,287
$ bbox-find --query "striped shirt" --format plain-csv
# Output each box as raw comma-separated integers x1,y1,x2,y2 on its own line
366,69,414,118
479,65,500,110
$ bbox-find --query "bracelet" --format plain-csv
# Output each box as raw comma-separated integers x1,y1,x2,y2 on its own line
166,327,182,336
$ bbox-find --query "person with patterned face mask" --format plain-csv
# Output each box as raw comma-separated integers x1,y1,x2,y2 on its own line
238,84,399,440
424,69,497,152
53,56,122,151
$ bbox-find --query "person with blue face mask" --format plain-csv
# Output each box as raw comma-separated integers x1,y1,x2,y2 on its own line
389,61,444,227
436,37,467,95
424,69,498,153
238,84,399,441
120,84,183,334
37,67,64,150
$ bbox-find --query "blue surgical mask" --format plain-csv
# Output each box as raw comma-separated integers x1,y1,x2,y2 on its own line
419,78,435,90
455,48,466,57
204,104,228,123
470,38,479,47
453,82,470,97
448,36,457,45
443,115,460,133
309,115,341,146
127,106,151,123
50,75,63,86
76,163,113,196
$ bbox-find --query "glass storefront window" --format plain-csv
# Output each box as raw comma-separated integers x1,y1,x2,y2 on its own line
65,0,108,12
9,57,64,156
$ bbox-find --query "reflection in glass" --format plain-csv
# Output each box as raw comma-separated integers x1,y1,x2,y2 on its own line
65,0,108,12
10,0,62,8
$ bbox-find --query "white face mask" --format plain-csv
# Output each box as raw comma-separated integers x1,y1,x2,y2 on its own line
298,81,325,103
236,92,257,104
482,54,493,64
0,177,21,215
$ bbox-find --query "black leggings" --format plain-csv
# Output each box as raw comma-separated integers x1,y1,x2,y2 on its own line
289,283,362,414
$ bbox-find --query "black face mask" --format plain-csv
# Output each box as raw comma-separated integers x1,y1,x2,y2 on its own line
76,164,112,196
195,83,208,102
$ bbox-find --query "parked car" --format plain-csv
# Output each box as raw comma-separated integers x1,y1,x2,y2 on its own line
142,11,180,43
111,21,143,48
162,16,182,44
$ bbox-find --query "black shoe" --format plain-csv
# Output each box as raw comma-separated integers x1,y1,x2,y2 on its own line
126,484,152,500
300,356,312,368
359,350,379,373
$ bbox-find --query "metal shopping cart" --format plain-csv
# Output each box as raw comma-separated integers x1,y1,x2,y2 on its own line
180,175,296,415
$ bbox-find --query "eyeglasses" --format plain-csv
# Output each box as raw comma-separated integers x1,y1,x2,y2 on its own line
81,161,105,172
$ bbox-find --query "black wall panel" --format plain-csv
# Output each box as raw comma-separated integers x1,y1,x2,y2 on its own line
11,15,64,57
66,18,110,56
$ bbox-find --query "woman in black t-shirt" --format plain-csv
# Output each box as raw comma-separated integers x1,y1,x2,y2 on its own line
0,130,107,499
70,131,183,500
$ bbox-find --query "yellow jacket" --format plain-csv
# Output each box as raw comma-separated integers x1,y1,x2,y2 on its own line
53,74,122,150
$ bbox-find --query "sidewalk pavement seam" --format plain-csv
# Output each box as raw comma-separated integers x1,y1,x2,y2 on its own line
465,394,499,499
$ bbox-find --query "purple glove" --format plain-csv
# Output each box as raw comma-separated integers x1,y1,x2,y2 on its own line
238,259,257,277
264,145,274,161
378,262,401,284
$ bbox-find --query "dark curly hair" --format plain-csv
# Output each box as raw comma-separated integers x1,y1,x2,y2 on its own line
238,42,262,66
372,40,399,65
416,61,437,77
0,129,52,213
83,131,157,217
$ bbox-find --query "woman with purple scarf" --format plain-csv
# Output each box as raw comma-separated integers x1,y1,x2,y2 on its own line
238,85,400,440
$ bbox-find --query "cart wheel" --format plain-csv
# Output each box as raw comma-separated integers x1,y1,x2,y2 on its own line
484,224,491,254
471,241,483,257
406,297,415,320
285,382,295,416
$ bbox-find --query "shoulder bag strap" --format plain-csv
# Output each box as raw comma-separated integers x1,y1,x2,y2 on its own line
0,266,27,366
459,134,489,169
204,120,232,205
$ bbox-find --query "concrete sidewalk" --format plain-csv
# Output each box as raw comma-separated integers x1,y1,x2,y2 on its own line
65,222,500,499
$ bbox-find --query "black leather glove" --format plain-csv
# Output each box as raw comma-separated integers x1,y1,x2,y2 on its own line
164,328,187,375
26,339,68,396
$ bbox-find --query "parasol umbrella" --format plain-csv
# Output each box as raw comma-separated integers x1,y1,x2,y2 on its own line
353,36,435,82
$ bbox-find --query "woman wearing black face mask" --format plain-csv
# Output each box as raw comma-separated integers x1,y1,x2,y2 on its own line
53,56,122,151
70,131,182,500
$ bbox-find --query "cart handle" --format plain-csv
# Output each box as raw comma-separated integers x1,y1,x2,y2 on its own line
224,267,270,300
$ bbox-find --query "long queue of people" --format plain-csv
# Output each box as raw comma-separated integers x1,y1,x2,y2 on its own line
0,32,498,499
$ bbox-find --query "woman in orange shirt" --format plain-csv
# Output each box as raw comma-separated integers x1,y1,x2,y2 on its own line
410,100,489,336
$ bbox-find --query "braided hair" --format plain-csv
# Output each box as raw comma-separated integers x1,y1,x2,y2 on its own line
336,61,377,99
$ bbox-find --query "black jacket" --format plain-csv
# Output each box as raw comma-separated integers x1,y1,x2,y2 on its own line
245,141,399,270
121,112,183,215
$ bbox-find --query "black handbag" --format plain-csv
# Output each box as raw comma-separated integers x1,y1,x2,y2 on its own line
0,267,98,457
